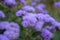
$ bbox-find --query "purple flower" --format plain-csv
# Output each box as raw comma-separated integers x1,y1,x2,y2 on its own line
0,21,9,30
0,35,9,40
6,22,20,33
54,22,60,30
22,21,29,27
4,31,19,40
36,7,43,13
36,4,46,8
22,13,37,27
36,14,45,21
31,0,41,6
22,6,35,12
54,2,60,7
35,21,44,31
41,29,54,39
0,10,5,18
43,14,56,23
44,38,50,40
16,10,27,16
0,21,20,40
20,0,27,5
45,26,56,33
42,10,49,14
31,2,37,6
36,4,46,13
4,0,16,7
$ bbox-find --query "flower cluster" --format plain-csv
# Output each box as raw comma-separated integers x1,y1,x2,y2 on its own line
0,0,60,40
16,1,60,40
0,21,20,40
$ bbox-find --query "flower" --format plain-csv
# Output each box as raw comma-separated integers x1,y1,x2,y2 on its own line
22,13,37,27
4,0,16,7
54,2,60,7
0,21,20,40
20,0,27,5
4,31,19,40
41,29,54,39
35,21,44,31
0,21,9,30
36,14,45,21
16,10,27,16
0,35,9,40
22,5,35,12
0,10,5,18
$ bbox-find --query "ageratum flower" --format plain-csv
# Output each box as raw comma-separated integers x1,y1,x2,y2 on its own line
20,0,27,5
41,10,49,14
36,4,46,13
54,22,60,30
31,0,41,6
16,10,27,16
4,22,20,40
43,14,56,23
0,10,5,18
22,5,35,12
4,31,19,40
7,22,20,33
54,2,60,7
4,0,16,7
35,21,44,31
36,14,45,21
22,13,37,27
41,29,54,39
45,26,56,33
22,21,29,27
0,35,9,40
44,38,50,40
0,21,20,40
0,21,9,30
36,4,46,8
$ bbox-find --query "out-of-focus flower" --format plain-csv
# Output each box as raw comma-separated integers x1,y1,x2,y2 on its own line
45,26,56,33
35,21,44,31
36,4,46,8
41,29,54,39
22,21,29,27
36,14,45,21
4,31,19,40
54,2,60,7
36,4,46,13
22,13,37,27
54,22,60,30
0,35,9,40
0,21,20,40
16,10,27,16
0,21,9,30
20,0,27,5
22,5,35,12
4,0,16,7
0,10,5,18
42,10,49,14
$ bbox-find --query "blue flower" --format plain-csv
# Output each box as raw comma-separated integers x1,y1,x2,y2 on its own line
16,10,27,16
54,2,60,7
0,10,5,18
41,29,54,39
0,35,9,40
35,21,44,31
22,6,35,12
4,0,16,7
22,13,37,27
